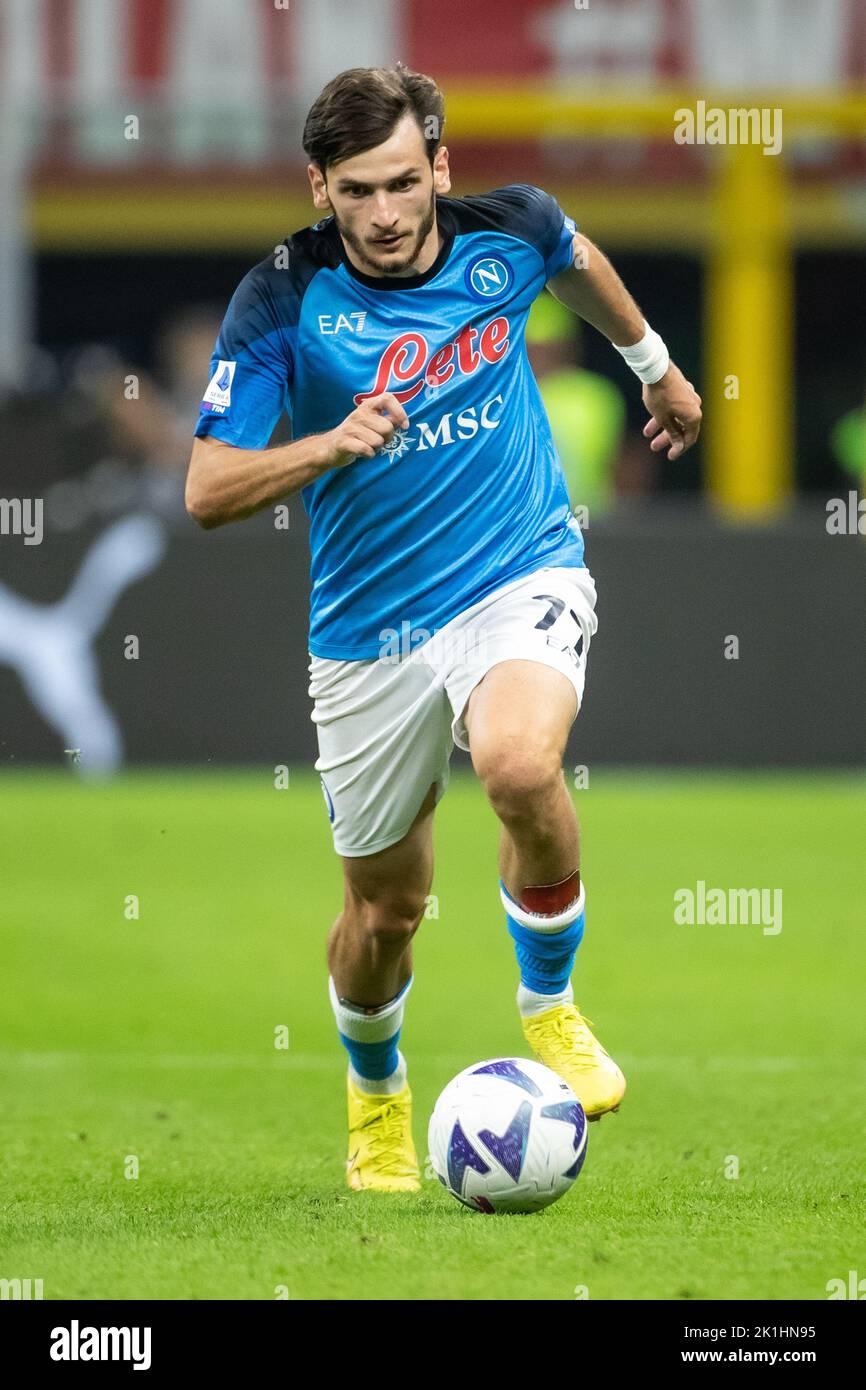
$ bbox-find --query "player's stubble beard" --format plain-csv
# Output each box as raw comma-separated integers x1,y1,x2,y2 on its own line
334,189,438,277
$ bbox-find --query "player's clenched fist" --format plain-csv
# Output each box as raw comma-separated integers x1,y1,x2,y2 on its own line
319,393,410,467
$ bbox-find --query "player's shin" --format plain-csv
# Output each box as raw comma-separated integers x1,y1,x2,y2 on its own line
328,974,412,1092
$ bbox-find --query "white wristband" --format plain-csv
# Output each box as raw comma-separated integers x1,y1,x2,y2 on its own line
613,319,670,384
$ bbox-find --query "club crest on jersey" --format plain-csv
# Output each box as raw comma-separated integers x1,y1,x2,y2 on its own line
464,254,514,302
353,317,510,407
200,359,236,414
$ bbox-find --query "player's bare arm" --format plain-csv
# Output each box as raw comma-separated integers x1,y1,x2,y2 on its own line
548,230,702,461
185,392,410,529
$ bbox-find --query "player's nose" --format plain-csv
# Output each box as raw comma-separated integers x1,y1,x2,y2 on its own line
370,194,399,229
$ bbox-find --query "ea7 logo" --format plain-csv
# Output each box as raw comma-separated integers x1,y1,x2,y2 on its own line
319,312,367,335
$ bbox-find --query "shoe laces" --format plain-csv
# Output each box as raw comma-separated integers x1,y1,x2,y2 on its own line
361,1097,414,1175
548,1008,599,1062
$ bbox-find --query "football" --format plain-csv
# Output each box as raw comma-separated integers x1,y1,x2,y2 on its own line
428,1057,587,1213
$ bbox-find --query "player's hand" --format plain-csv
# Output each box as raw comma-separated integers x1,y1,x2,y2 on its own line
319,393,410,468
642,363,702,460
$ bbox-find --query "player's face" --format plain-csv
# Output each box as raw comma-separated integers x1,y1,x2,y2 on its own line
309,113,451,277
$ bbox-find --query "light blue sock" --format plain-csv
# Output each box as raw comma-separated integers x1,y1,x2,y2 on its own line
500,880,586,994
329,975,412,1094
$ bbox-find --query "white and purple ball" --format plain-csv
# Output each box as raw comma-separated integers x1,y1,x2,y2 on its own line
428,1057,587,1214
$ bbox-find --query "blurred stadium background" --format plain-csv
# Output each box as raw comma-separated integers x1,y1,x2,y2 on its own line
0,0,864,772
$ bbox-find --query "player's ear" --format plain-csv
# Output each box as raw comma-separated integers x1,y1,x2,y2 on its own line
308,162,332,213
433,145,451,195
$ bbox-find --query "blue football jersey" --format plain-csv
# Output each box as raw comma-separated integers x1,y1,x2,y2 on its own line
194,184,586,659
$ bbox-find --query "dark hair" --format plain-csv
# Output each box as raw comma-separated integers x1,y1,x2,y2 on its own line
302,64,445,173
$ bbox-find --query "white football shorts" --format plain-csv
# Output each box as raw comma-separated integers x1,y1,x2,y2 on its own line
307,564,598,857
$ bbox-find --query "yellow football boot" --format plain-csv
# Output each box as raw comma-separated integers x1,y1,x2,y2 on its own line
521,1004,626,1121
345,1075,421,1192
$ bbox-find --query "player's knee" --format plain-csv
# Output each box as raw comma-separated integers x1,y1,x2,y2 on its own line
345,888,428,943
480,747,562,822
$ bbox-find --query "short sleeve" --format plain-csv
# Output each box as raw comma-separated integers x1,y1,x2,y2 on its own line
193,264,293,450
516,184,578,281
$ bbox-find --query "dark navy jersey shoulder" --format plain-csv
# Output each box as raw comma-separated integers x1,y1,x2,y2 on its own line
195,250,301,448
444,184,576,273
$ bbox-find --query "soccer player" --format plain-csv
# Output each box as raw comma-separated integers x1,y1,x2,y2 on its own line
186,65,701,1192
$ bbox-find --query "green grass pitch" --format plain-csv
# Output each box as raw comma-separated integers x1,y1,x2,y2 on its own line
0,768,863,1301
